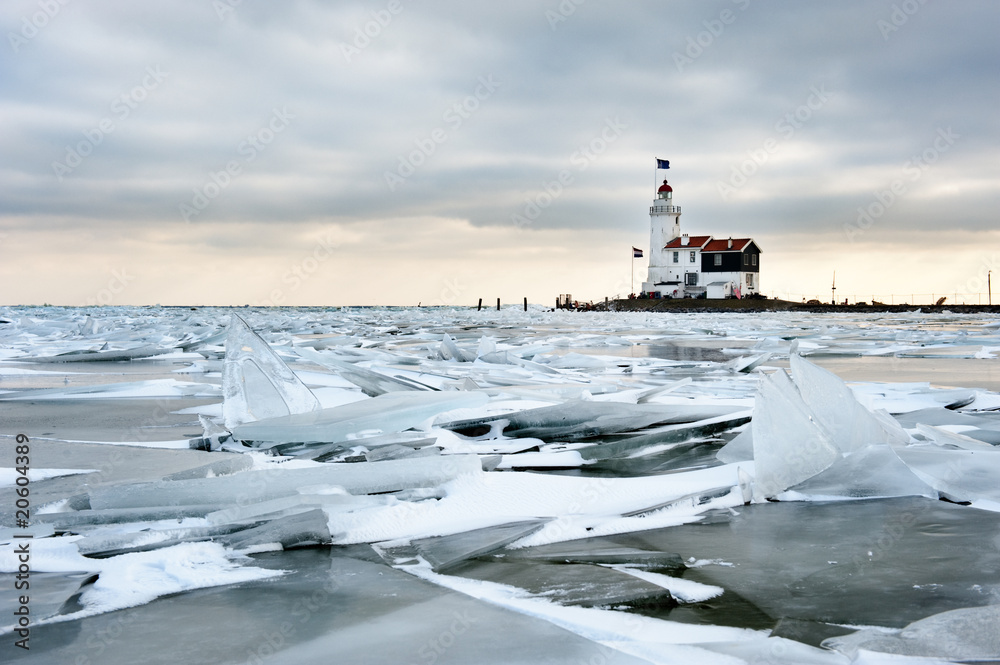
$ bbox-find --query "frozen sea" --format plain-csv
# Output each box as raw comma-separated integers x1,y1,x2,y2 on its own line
2,305,1000,664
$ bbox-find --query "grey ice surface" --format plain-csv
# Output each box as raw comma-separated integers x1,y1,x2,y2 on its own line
629,497,1000,630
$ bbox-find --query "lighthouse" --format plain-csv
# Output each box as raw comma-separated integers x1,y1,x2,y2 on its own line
641,179,684,297
640,173,762,299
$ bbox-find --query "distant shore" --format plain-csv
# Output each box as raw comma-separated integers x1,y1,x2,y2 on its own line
591,298,1000,314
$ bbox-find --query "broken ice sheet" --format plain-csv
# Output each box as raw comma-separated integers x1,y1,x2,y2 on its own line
232,390,488,446
296,346,431,396
892,443,1000,508
781,445,933,500
751,369,839,499
790,354,905,452
411,519,551,571
87,455,484,510
438,400,744,442
823,604,1000,660
222,313,321,428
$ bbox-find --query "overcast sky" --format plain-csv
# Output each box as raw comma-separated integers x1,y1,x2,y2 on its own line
2,0,998,306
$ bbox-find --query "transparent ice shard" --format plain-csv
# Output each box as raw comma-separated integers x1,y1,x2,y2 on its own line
74,524,246,557
716,426,754,463
188,415,233,452
439,333,475,362
205,492,391,525
448,560,675,608
752,369,839,499
232,391,488,446
412,519,550,571
222,313,321,428
87,455,483,509
29,344,165,363
894,406,999,428
915,423,996,450
577,411,751,461
823,605,1000,660
163,454,252,481
786,445,932,499
790,354,903,453
892,444,1000,505
476,336,497,359
364,444,440,462
726,352,771,373
296,347,431,396
497,538,685,571
34,505,225,528
439,401,744,442
219,508,332,550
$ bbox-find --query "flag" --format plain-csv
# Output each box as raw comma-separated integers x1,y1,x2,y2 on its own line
656,158,670,170
632,247,643,258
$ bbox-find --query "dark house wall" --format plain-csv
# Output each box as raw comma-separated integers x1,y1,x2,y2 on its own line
702,242,761,273
702,252,742,272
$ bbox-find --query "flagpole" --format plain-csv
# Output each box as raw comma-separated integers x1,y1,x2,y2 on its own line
631,249,634,297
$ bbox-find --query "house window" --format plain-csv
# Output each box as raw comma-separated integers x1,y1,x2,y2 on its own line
685,273,698,286
744,254,749,266
672,251,679,263
747,274,754,288
751,254,757,266
714,254,722,266
689,251,695,263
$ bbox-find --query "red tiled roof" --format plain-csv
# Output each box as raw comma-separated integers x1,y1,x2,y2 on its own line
703,238,753,252
663,235,711,249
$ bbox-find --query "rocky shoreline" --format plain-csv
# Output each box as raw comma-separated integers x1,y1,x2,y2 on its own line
591,298,1000,314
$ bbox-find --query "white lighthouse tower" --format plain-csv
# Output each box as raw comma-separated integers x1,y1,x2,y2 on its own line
641,179,682,297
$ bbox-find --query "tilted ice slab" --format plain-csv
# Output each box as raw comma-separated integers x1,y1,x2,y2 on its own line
782,445,933,500
87,455,484,510
222,313,321,428
438,400,743,442
296,347,433,396
232,390,488,445
824,604,1000,660
790,354,906,452
892,443,1000,508
751,369,839,500
330,462,750,546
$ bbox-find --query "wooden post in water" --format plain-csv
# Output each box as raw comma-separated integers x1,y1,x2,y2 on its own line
496,298,500,311
477,298,482,311
523,297,527,312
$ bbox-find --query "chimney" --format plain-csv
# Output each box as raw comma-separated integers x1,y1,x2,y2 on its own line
681,233,689,246
727,237,733,249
